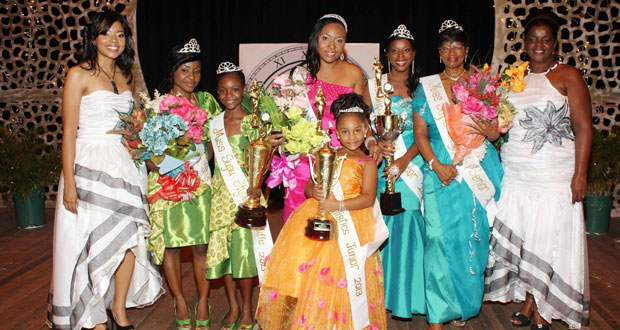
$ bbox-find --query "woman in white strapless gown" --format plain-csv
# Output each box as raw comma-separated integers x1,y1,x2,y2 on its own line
47,12,162,330
483,9,592,330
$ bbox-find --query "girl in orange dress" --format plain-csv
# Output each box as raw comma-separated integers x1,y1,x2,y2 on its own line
256,93,387,330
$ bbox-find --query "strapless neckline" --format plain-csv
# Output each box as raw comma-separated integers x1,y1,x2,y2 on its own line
83,89,132,98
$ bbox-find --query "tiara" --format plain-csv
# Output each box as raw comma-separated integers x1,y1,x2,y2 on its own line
216,61,242,74
389,24,414,40
438,20,464,34
320,13,348,32
178,38,200,54
339,106,364,114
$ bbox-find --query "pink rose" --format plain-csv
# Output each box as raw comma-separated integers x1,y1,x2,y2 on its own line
318,298,325,309
452,83,469,103
270,290,278,300
320,267,330,275
298,262,308,273
461,97,484,116
298,315,306,326
481,106,498,120
483,83,497,95
308,258,316,266
336,278,346,288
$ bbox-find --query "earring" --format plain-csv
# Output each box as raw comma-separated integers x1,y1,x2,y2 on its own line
340,53,344,60
439,57,442,64
411,59,415,75
388,61,391,73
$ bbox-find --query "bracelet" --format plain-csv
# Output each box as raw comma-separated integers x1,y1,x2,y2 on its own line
339,199,346,212
429,158,436,171
364,136,376,148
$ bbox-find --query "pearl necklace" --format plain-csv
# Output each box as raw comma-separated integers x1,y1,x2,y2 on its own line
527,62,559,75
443,68,466,81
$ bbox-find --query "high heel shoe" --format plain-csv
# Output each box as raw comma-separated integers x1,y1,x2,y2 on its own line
173,298,191,330
107,308,135,330
221,310,240,330
195,300,211,330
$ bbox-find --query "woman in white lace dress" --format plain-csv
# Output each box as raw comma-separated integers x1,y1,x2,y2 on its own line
47,11,163,330
483,8,592,330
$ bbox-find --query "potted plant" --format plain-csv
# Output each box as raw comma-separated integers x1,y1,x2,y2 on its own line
0,127,61,228
585,126,620,234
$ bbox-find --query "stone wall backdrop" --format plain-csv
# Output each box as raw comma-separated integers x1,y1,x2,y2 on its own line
493,0,620,213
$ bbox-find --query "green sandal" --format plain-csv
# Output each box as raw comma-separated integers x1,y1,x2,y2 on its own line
236,321,256,330
195,301,211,330
221,311,240,330
173,298,191,330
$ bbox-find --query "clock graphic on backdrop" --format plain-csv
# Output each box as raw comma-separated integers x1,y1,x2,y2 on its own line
243,43,375,88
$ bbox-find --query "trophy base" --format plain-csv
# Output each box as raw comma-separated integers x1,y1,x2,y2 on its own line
304,219,331,241
235,205,267,228
380,192,405,215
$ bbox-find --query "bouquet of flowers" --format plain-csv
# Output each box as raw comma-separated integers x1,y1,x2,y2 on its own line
270,71,325,155
109,91,209,202
444,62,526,164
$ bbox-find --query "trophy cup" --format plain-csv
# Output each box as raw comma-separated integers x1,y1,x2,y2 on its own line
305,86,345,240
235,81,274,228
372,57,406,215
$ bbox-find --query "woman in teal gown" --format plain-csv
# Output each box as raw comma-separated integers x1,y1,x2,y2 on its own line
412,21,503,328
368,24,426,318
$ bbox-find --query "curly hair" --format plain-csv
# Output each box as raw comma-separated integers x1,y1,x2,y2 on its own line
78,10,134,84
301,16,347,83
330,93,370,124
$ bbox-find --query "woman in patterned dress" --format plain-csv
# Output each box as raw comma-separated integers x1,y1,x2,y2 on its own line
146,39,220,330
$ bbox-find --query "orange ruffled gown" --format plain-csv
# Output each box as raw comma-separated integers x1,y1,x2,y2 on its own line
257,158,387,330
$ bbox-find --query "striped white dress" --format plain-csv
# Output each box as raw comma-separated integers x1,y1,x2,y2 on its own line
483,73,590,329
47,90,163,330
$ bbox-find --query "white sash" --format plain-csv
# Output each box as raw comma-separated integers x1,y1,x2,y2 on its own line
419,75,498,225
291,66,317,124
393,137,424,211
369,74,424,210
210,113,274,282
331,181,369,330
193,153,211,187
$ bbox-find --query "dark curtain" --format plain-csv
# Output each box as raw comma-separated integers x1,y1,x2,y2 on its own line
137,0,495,94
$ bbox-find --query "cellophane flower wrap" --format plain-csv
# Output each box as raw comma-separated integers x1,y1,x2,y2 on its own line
265,70,326,190
446,63,525,164
270,72,324,155
110,91,209,202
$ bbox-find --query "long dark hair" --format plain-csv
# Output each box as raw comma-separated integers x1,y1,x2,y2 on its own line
157,43,201,93
301,16,347,82
384,37,420,98
78,10,134,83
438,26,471,69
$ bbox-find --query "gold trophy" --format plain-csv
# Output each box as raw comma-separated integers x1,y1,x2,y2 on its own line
305,86,345,240
372,57,406,215
235,81,274,228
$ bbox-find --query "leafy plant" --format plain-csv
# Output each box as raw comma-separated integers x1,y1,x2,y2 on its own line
588,126,620,196
0,127,61,199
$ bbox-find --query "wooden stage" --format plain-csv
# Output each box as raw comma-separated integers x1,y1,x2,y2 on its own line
0,207,618,329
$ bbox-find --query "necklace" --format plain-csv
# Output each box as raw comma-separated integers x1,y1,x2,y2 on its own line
527,62,559,75
443,68,466,81
97,63,118,94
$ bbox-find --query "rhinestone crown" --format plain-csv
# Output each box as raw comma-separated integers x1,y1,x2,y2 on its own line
216,61,242,74
178,38,200,54
438,20,464,34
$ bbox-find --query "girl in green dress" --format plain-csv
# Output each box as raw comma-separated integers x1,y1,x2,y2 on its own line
147,39,220,330
205,63,261,330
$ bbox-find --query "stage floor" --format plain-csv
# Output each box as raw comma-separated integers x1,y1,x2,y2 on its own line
0,207,618,329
